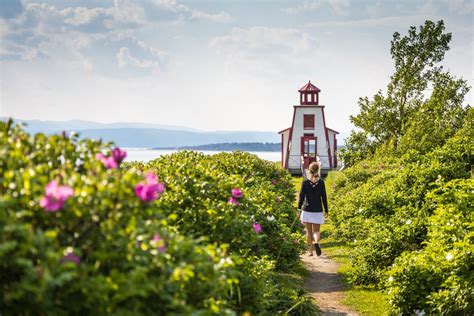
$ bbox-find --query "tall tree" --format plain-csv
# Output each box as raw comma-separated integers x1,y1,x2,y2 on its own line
350,20,452,148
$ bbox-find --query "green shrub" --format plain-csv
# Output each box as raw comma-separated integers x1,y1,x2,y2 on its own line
328,110,472,288
0,121,238,314
0,120,316,315
387,179,474,315
131,150,313,314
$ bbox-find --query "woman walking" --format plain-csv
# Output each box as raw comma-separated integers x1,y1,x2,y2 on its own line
298,162,328,256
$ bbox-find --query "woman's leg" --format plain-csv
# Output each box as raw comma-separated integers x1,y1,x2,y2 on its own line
312,224,321,243
312,224,322,256
305,222,315,255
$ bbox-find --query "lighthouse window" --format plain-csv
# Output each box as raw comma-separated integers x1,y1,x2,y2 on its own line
304,115,315,129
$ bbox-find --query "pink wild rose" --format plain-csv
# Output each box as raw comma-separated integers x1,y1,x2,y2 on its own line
96,153,118,169
231,188,243,199
112,147,127,163
39,180,74,212
96,147,126,169
253,222,262,233
135,172,165,202
228,196,240,205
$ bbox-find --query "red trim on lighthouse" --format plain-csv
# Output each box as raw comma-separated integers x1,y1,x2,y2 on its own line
298,81,321,92
278,127,291,134
285,107,297,169
326,127,340,134
281,133,284,167
321,108,333,169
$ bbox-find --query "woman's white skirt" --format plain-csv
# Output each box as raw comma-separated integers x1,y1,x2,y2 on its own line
300,211,325,224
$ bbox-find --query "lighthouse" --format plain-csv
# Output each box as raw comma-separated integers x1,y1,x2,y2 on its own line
279,81,339,176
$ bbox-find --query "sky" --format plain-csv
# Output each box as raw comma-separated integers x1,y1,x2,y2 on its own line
0,0,472,140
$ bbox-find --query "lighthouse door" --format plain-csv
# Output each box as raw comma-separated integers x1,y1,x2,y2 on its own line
301,136,317,169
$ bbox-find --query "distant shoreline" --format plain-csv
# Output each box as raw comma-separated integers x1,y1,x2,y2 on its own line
151,142,281,152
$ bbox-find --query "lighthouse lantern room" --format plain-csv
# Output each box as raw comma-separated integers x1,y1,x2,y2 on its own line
279,81,339,176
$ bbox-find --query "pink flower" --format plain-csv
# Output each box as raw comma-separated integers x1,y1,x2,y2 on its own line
61,252,80,265
275,197,281,203
231,188,243,199
112,147,127,163
271,179,277,185
96,147,127,169
152,234,167,253
135,172,165,202
96,153,118,169
228,196,240,205
253,222,262,233
39,180,74,212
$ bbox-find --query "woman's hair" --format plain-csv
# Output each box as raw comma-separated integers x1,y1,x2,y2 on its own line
308,161,320,179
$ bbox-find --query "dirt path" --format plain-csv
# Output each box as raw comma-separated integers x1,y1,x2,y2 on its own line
301,252,358,316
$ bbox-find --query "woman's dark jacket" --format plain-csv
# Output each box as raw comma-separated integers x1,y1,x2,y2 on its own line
298,179,328,213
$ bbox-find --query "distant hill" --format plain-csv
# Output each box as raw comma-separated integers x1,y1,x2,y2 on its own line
2,118,280,147
1,118,200,133
154,142,281,152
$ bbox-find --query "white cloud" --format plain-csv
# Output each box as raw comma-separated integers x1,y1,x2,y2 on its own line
0,1,165,75
61,7,108,26
152,0,231,22
329,0,351,16
116,47,160,69
190,10,232,23
306,14,438,28
283,0,350,16
210,27,317,76
152,0,188,12
211,27,314,55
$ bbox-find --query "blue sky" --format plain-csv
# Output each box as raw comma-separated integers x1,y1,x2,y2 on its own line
0,0,472,139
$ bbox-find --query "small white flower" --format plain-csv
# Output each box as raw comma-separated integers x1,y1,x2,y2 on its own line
415,309,425,316
266,215,275,221
216,257,234,268
388,276,394,282
406,219,412,225
358,208,363,213
446,252,454,261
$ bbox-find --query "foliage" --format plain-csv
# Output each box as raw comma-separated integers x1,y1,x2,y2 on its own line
130,150,314,314
330,111,472,279
331,19,472,314
343,20,469,167
388,179,474,315
0,120,316,315
337,131,376,168
398,71,470,154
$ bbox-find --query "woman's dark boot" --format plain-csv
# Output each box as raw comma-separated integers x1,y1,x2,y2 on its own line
314,243,322,256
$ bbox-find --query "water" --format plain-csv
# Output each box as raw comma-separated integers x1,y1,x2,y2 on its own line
124,149,281,162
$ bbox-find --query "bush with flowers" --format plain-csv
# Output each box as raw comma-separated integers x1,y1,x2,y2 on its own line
128,150,313,314
325,109,472,313
387,179,473,315
0,119,315,315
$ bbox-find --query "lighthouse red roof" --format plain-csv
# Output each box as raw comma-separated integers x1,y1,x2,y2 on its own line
298,81,321,93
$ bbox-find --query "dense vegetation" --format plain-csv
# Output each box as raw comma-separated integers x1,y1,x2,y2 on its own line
331,20,472,314
154,142,281,152
0,120,315,315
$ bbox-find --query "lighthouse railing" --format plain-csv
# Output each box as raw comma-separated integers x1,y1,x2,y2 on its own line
288,154,333,170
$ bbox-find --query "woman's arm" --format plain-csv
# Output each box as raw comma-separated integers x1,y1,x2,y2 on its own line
297,181,305,210
321,181,328,213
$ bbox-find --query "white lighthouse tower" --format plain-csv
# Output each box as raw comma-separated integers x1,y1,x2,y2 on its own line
279,81,339,176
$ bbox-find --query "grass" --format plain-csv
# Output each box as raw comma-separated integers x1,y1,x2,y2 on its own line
320,225,390,316
292,175,390,316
